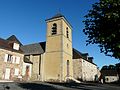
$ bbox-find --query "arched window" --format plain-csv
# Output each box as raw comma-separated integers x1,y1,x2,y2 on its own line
66,27,69,38
52,23,57,35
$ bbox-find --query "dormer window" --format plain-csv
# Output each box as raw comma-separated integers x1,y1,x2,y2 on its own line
66,27,69,38
13,43,20,50
52,23,57,35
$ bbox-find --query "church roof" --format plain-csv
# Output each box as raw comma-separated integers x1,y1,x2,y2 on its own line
46,13,72,28
73,48,97,66
73,48,89,60
48,13,64,20
21,42,46,55
73,48,83,59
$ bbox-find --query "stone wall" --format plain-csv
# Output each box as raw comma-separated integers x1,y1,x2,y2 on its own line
0,48,24,81
81,59,97,81
73,59,82,80
30,55,40,81
73,58,98,81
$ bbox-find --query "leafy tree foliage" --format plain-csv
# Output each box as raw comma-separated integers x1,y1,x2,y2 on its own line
83,0,120,59
101,65,108,70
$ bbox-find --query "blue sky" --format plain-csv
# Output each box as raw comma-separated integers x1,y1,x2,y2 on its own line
0,0,119,68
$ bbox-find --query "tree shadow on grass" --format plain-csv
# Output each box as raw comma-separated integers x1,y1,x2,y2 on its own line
18,83,59,90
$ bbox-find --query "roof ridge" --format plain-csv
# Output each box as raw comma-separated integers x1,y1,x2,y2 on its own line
22,43,40,46
7,35,22,45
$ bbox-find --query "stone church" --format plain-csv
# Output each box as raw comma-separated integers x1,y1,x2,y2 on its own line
0,14,99,82
21,14,73,82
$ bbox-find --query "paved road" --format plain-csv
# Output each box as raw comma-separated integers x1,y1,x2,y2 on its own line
0,82,120,90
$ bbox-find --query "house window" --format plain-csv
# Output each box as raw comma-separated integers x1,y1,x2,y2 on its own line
51,23,57,35
66,27,69,38
12,56,15,63
4,54,14,63
13,43,20,50
106,78,109,81
7,54,12,62
14,68,19,76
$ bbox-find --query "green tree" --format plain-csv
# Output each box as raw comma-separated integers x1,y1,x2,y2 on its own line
83,0,120,59
101,65,108,70
108,65,115,69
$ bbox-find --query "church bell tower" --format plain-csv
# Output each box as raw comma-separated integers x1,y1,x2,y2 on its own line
44,14,73,82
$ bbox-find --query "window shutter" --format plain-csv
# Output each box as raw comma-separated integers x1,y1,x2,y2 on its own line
14,68,19,76
16,56,20,64
4,54,8,62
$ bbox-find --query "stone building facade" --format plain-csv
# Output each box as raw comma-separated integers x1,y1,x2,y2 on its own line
21,14,74,82
21,42,45,81
73,48,98,81
0,35,24,81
